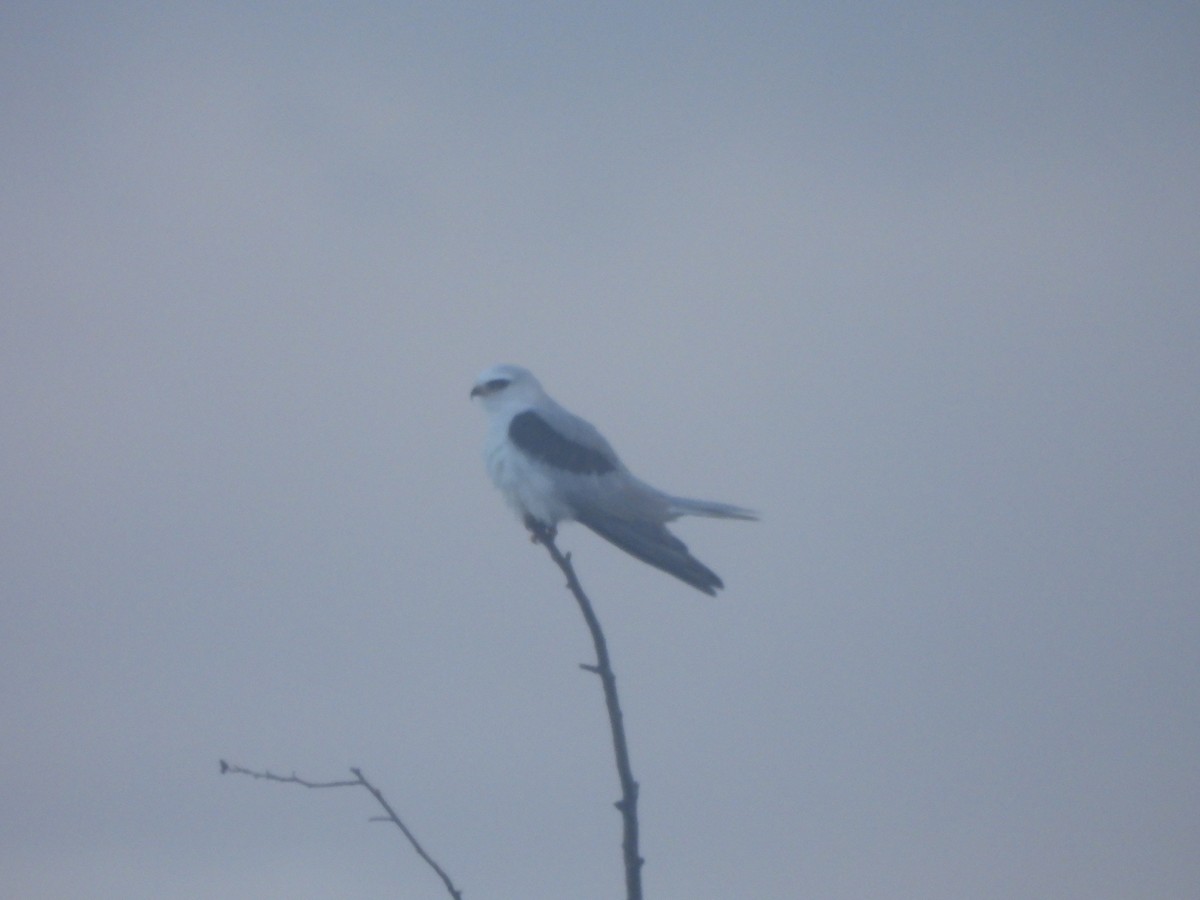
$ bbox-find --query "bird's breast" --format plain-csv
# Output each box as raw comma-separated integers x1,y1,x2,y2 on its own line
484,422,573,526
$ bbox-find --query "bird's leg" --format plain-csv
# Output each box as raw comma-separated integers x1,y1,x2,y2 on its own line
523,514,556,545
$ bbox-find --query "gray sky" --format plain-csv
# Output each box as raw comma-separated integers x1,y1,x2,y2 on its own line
3,4,1197,898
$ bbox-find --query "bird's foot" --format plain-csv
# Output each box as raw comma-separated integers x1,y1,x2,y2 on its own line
524,515,556,545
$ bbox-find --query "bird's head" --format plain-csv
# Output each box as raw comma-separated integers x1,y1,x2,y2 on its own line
470,364,545,411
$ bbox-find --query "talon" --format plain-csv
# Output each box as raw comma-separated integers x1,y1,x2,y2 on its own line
522,514,557,544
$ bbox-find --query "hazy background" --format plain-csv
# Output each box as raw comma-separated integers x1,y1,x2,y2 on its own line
3,4,1197,898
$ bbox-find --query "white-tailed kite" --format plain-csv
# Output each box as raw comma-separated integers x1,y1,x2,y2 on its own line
470,364,756,595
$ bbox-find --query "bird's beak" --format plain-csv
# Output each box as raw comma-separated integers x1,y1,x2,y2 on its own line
469,385,483,399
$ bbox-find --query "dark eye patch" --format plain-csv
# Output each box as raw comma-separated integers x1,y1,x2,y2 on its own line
485,378,510,391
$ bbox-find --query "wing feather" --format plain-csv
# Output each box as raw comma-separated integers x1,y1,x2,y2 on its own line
508,410,616,475
573,508,724,595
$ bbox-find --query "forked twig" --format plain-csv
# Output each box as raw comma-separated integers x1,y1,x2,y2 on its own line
219,760,462,900
221,522,644,899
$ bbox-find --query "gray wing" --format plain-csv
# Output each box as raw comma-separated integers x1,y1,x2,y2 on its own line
508,404,673,521
572,507,724,595
517,396,620,456
508,408,618,475
508,402,743,593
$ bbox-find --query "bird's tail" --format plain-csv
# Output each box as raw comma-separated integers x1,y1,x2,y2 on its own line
666,496,758,521
574,509,725,595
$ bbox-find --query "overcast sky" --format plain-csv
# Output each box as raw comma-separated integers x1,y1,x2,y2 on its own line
2,4,1197,898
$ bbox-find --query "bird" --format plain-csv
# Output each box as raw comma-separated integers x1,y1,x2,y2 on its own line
470,364,756,595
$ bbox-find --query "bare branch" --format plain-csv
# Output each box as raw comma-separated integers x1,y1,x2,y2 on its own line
219,760,463,900
220,521,644,900
218,760,358,788
526,520,644,900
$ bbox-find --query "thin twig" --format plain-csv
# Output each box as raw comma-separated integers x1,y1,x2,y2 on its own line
219,760,463,900
526,520,644,900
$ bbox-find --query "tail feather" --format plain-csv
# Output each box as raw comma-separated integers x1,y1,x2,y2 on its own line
667,496,758,521
575,509,724,595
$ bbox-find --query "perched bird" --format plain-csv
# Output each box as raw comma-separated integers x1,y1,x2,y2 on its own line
470,364,755,595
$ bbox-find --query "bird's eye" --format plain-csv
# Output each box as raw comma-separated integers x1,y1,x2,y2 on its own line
486,378,510,391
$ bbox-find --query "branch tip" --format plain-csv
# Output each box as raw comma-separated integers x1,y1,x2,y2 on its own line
532,528,643,900
219,760,462,899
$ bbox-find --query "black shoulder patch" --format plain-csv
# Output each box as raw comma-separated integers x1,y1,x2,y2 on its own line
509,410,616,475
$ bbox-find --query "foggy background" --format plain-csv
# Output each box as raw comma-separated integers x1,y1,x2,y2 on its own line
3,4,1197,898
